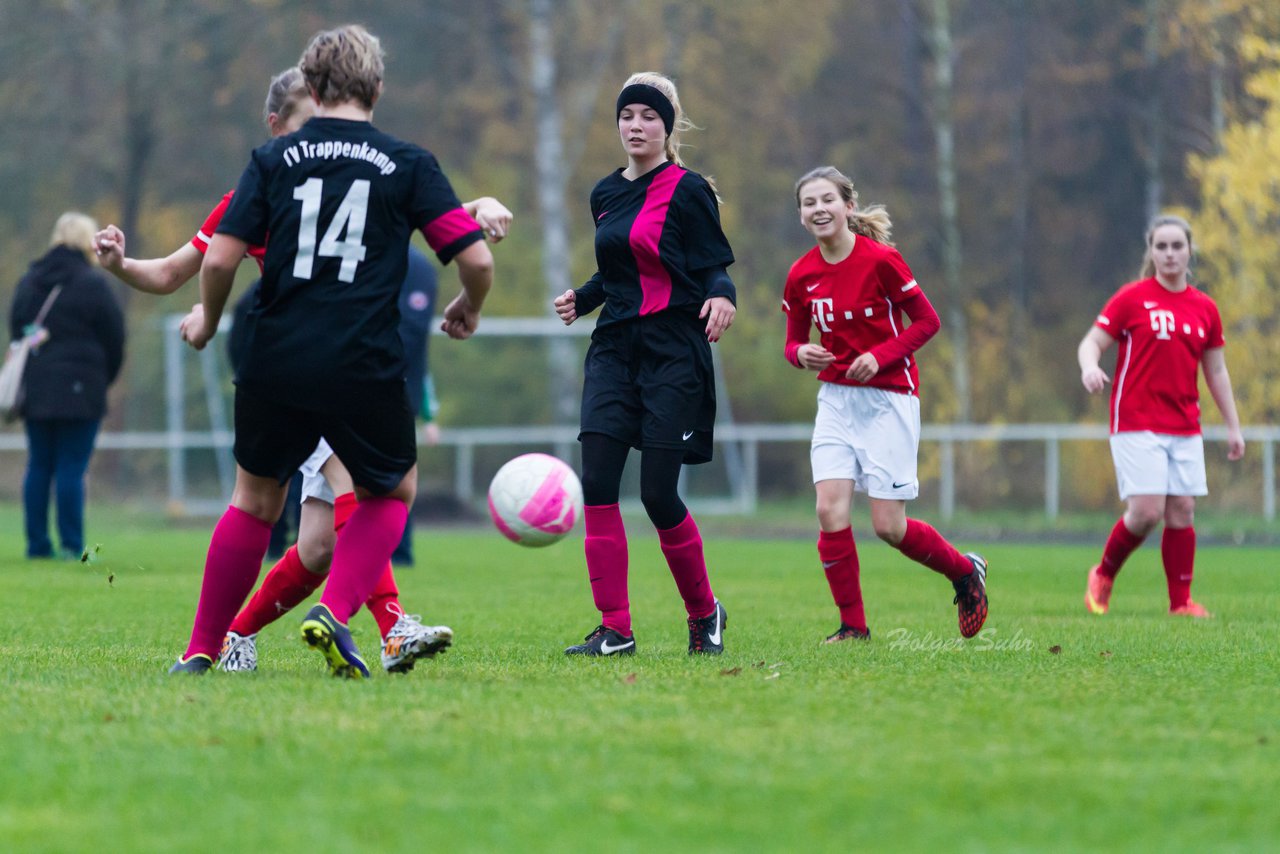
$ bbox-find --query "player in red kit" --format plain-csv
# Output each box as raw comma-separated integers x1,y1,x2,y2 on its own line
783,167,988,643
1078,214,1244,618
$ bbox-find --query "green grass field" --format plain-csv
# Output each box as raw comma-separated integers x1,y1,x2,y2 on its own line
1,507,1277,852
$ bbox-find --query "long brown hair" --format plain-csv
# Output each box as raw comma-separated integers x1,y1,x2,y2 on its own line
794,166,893,246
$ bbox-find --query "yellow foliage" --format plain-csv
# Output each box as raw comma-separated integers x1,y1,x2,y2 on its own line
1187,39,1280,424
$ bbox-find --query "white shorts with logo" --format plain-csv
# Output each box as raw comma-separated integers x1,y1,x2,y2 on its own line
298,438,337,505
810,383,920,500
1109,431,1207,499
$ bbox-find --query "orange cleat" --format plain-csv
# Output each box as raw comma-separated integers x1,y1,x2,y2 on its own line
1169,600,1212,618
1085,565,1113,615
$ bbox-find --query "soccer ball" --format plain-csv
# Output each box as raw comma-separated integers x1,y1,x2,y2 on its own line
487,453,583,547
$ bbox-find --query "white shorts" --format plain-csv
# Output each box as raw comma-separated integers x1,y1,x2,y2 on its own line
1109,431,1207,499
298,438,336,506
810,383,920,500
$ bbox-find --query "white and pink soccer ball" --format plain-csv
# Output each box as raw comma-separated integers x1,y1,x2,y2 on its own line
487,453,583,547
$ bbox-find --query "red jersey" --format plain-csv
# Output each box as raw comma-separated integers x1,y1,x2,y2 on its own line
1095,278,1225,435
782,236,939,396
191,191,267,272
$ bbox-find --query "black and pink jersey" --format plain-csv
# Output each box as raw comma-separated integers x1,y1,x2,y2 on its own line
217,117,482,401
574,162,734,326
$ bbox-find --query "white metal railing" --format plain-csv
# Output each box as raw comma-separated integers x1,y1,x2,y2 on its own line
1,422,1272,520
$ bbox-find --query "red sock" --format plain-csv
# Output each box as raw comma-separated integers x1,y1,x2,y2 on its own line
818,527,865,631
1099,517,1145,580
229,546,325,636
658,512,717,621
1162,526,1196,608
897,518,971,581
584,504,631,636
333,491,358,532
183,506,272,660
363,564,402,640
319,497,408,624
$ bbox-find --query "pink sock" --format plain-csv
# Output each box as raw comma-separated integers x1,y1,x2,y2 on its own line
1099,517,1146,580
363,564,402,641
229,545,324,636
897,518,971,581
319,497,408,625
818,527,865,631
658,512,716,620
1162,526,1196,608
585,504,631,637
183,506,273,660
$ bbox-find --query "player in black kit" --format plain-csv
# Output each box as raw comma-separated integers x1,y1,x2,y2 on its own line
171,24,493,678
554,72,736,657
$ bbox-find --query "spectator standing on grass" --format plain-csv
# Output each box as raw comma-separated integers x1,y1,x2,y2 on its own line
553,72,736,657
9,212,125,561
1078,213,1244,619
782,167,989,644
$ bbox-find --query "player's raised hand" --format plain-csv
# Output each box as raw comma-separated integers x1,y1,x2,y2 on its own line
441,291,481,339
178,304,214,351
1081,366,1110,394
94,224,126,273
700,296,735,342
797,343,836,371
471,197,513,243
553,289,578,325
846,352,880,383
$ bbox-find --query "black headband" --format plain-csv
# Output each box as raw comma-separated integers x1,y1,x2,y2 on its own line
616,83,675,135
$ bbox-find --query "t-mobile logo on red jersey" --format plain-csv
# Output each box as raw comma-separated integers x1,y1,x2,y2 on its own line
811,298,835,332
1149,309,1176,340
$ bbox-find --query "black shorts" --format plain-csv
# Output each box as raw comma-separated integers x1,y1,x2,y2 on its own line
234,380,417,495
579,313,716,464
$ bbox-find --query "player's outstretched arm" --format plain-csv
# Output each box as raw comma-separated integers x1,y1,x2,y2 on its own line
440,240,494,340
95,224,203,295
181,233,245,350
1201,347,1245,460
1077,326,1113,394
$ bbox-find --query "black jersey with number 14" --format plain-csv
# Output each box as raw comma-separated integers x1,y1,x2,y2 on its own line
218,117,482,403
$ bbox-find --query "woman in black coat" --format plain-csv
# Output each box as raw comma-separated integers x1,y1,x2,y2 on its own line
9,212,125,558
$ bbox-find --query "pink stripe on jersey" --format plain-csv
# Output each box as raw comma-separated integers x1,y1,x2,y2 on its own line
631,165,685,315
422,207,482,254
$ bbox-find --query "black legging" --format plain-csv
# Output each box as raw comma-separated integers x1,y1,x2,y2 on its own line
580,432,688,530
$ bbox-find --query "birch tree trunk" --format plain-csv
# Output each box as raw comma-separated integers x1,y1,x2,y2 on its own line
929,0,971,422
529,0,578,425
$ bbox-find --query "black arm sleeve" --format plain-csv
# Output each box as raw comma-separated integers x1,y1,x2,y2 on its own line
693,265,736,305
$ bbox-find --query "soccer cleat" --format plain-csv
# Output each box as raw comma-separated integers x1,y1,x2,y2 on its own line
1085,565,1113,615
381,612,454,673
216,631,258,673
1170,600,1212,618
564,625,636,656
688,599,727,655
168,653,213,675
824,623,871,644
300,604,370,679
952,553,989,639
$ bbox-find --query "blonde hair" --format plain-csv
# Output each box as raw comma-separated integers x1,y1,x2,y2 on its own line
263,67,309,130
300,24,384,109
49,212,98,262
1140,213,1193,280
794,166,894,246
622,71,721,202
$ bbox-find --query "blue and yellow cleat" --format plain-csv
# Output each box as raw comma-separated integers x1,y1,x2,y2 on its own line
300,604,370,679
168,653,213,675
